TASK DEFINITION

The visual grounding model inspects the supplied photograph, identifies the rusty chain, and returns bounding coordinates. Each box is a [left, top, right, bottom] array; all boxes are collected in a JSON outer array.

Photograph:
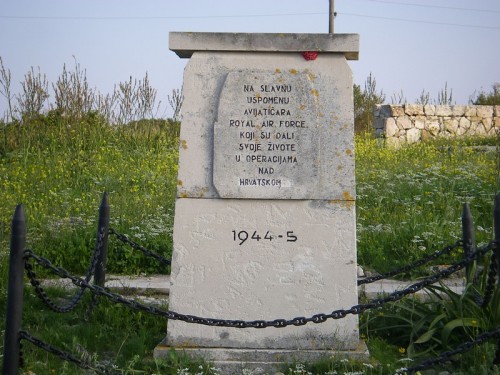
[[23, 226, 106, 313], [358, 240, 462, 285], [23, 241, 495, 330], [108, 228, 171, 266]]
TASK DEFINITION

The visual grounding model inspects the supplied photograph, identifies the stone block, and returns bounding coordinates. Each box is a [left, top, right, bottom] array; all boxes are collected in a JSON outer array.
[[476, 105, 493, 118], [170, 32, 360, 60], [379, 105, 392, 118], [373, 117, 385, 130], [406, 128, 420, 143], [405, 104, 424, 116], [414, 116, 425, 130], [482, 118, 493, 132], [176, 52, 354, 200], [464, 106, 477, 116], [426, 120, 440, 136], [451, 105, 466, 116], [424, 104, 435, 116], [167, 199, 359, 350], [495, 106, 500, 117], [444, 118, 459, 134], [435, 105, 452, 116], [494, 117, 500, 127], [396, 116, 412, 130], [389, 105, 405, 117], [458, 117, 471, 131], [385, 117, 398, 137]]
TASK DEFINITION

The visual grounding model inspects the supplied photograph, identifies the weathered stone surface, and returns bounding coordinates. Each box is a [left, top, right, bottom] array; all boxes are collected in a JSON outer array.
[[482, 118, 493, 132], [424, 104, 435, 116], [444, 118, 459, 134], [406, 128, 420, 143], [385, 118, 398, 137], [170, 32, 360, 60], [459, 117, 471, 132], [464, 106, 477, 116], [213, 70, 353, 199], [476, 105, 493, 118], [476, 123, 487, 135], [154, 345, 369, 374], [176, 52, 354, 200], [495, 106, 500, 117], [373, 117, 384, 130], [167, 199, 359, 350], [374, 103, 497, 144], [405, 104, 424, 116], [414, 116, 425, 130], [451, 105, 466, 116], [426, 120, 440, 136], [435, 105, 452, 116], [397, 116, 412, 130], [389, 105, 405, 117]]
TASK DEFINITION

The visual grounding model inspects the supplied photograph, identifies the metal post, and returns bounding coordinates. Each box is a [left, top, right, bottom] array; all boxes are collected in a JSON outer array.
[[329, 0, 335, 34], [3, 205, 26, 375], [461, 203, 475, 282], [494, 194, 500, 284], [494, 194, 500, 365], [93, 192, 110, 288]]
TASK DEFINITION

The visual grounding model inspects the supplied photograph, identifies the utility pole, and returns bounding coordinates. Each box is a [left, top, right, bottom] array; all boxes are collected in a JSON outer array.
[[329, 0, 335, 33]]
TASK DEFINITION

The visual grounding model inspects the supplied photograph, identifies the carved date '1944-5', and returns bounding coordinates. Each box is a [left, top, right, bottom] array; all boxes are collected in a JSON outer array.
[[232, 230, 297, 245]]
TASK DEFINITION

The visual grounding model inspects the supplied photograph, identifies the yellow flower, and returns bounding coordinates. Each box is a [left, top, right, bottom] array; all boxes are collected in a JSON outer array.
[[398, 347, 406, 354]]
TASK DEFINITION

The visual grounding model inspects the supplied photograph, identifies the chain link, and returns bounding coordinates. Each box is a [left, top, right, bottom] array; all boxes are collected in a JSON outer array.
[[19, 330, 121, 374], [23, 241, 495, 330], [358, 241, 462, 285], [396, 326, 500, 374], [23, 226, 106, 313], [109, 228, 171, 266]]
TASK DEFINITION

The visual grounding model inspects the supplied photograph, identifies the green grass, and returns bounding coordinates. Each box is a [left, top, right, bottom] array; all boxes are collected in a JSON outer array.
[[0, 116, 499, 373], [356, 134, 497, 275]]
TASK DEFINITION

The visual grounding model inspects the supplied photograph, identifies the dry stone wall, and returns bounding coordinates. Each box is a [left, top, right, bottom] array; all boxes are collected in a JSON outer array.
[[373, 104, 500, 147]]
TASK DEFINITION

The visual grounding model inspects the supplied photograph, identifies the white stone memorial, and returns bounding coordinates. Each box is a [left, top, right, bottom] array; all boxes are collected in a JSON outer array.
[[155, 32, 364, 372]]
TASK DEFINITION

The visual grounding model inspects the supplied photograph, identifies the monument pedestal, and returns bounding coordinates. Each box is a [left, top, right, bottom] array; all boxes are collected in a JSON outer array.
[[157, 32, 363, 371], [154, 343, 369, 374]]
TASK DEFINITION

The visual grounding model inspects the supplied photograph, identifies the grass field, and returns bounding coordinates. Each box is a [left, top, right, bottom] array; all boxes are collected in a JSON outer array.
[[0, 113, 498, 373]]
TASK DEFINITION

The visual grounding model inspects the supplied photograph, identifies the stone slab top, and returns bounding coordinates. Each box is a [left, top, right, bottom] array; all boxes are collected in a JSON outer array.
[[169, 32, 359, 60]]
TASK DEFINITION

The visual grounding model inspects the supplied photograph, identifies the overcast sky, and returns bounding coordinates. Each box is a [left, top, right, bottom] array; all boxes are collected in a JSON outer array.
[[1, 0, 499, 118]]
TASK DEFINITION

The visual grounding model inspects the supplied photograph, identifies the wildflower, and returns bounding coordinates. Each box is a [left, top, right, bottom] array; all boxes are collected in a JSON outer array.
[[398, 347, 406, 354]]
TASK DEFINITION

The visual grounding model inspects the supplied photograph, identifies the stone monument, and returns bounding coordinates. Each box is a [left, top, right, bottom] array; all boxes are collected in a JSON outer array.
[[155, 32, 364, 372]]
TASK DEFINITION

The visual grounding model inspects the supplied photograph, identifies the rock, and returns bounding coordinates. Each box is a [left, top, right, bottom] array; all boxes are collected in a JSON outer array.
[[389, 104, 405, 117], [396, 116, 412, 130], [476, 105, 493, 118], [424, 104, 435, 115], [405, 104, 424, 116], [435, 105, 452, 116], [406, 128, 420, 143], [385, 118, 398, 137]]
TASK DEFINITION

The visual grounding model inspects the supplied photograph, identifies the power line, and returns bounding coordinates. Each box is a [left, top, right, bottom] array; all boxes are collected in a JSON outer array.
[[360, 0, 500, 13], [340, 11, 500, 30], [0, 12, 324, 20], [1, 11, 499, 31]]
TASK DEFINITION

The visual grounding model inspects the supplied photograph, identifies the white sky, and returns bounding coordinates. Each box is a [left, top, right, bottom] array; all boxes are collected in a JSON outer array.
[[1, 0, 499, 118]]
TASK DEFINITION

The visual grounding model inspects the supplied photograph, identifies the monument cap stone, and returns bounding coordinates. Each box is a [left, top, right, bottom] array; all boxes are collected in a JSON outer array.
[[170, 32, 359, 60]]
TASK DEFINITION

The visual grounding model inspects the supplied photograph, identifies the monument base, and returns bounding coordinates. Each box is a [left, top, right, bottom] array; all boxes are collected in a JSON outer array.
[[154, 341, 369, 374]]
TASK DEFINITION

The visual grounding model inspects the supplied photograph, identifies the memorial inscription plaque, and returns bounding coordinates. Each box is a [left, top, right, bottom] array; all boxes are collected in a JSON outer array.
[[214, 71, 320, 199]]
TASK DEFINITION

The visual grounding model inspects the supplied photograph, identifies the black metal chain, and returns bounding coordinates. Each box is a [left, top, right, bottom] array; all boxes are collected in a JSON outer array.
[[23, 226, 106, 313], [23, 241, 495, 330], [358, 241, 462, 285], [396, 326, 500, 375], [19, 330, 121, 374], [108, 228, 171, 266]]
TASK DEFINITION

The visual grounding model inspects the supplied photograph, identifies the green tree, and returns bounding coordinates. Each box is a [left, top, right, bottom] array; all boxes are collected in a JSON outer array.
[[354, 73, 385, 134], [471, 83, 500, 105]]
